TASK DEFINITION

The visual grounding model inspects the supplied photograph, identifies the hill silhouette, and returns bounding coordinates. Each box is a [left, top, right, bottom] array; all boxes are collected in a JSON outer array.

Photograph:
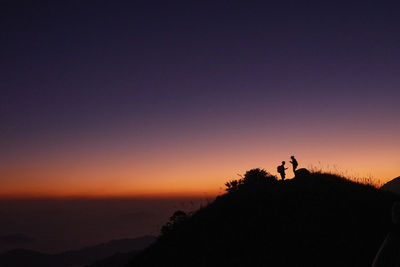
[[381, 176, 400, 195], [0, 235, 155, 267], [125, 169, 399, 267]]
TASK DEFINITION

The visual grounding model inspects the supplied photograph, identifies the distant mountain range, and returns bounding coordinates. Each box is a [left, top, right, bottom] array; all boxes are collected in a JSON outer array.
[[0, 233, 36, 246], [381, 176, 400, 194], [0, 235, 155, 267]]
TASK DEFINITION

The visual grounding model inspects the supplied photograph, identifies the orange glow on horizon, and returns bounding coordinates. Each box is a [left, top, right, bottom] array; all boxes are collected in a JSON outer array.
[[1, 123, 399, 199]]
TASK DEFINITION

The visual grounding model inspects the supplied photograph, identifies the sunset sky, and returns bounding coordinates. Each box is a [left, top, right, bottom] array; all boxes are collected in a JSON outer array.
[[1, 1, 399, 198]]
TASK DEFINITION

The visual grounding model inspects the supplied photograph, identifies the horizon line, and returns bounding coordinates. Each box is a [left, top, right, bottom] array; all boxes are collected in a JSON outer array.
[[0, 192, 219, 200]]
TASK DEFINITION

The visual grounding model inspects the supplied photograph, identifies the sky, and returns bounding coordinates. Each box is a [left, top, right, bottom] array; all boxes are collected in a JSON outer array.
[[1, 0, 400, 198]]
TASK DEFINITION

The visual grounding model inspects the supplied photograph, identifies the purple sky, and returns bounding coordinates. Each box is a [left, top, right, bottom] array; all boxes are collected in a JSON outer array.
[[1, 1, 400, 197]]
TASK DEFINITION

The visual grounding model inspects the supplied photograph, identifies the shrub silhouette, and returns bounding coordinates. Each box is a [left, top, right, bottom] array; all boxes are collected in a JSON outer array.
[[160, 210, 188, 235], [225, 179, 241, 193], [242, 168, 276, 184], [225, 168, 277, 192]]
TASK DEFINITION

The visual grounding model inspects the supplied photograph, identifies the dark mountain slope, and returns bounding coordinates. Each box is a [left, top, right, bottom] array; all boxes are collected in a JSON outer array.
[[129, 171, 399, 267], [87, 251, 138, 267], [381, 176, 400, 194]]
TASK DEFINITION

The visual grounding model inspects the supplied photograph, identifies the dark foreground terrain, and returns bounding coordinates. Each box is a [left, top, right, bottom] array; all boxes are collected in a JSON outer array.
[[382, 176, 400, 194], [126, 170, 398, 267]]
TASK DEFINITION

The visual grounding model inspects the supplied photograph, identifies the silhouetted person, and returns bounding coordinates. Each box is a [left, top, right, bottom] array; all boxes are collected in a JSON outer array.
[[290, 156, 298, 173], [372, 202, 400, 267], [277, 161, 288, 180]]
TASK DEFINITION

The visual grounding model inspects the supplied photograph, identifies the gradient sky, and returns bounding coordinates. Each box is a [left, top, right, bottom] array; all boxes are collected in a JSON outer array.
[[1, 1, 399, 198]]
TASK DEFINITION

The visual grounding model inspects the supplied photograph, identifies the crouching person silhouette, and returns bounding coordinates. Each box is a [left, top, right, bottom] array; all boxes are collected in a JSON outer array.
[[277, 161, 288, 180], [372, 201, 400, 267]]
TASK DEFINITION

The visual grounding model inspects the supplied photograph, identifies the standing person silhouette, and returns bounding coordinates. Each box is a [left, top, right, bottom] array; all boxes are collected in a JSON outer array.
[[277, 161, 288, 180], [290, 156, 298, 174]]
